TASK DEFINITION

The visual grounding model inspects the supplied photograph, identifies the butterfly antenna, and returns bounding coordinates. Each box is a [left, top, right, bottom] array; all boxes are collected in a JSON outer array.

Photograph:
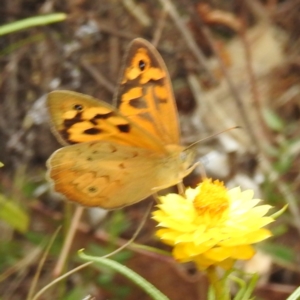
[[185, 126, 241, 151]]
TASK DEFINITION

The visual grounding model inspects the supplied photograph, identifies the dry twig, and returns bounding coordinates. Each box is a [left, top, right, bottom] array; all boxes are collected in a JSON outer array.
[[80, 59, 115, 94], [157, 0, 216, 83]]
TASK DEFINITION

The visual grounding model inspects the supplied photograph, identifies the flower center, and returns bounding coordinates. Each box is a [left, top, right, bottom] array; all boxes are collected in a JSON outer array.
[[193, 179, 230, 220]]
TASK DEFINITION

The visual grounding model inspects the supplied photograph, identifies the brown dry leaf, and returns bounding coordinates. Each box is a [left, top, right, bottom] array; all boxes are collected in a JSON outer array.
[[197, 3, 243, 32]]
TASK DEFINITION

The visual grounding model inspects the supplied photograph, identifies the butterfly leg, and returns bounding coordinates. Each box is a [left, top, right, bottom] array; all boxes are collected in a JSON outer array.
[[177, 182, 185, 196], [152, 193, 160, 203], [195, 160, 207, 179]]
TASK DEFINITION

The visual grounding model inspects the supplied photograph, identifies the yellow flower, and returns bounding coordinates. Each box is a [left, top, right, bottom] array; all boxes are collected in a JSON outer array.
[[152, 179, 274, 270]]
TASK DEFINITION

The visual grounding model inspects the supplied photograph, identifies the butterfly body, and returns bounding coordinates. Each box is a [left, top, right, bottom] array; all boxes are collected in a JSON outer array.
[[47, 38, 197, 209]]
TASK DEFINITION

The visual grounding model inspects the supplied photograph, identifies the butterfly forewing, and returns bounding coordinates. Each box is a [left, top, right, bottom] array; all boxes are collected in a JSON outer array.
[[113, 38, 180, 145], [47, 90, 165, 152]]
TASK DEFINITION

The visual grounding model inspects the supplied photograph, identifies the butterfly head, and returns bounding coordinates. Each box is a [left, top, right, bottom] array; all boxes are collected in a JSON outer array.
[[180, 146, 198, 175], [165, 144, 197, 179]]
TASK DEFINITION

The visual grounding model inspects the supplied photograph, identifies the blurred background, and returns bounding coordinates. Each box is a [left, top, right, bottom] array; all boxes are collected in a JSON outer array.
[[1, 0, 300, 299]]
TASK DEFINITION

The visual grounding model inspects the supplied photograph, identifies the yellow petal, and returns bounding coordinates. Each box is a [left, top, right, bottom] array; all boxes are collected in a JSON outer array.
[[204, 247, 232, 261], [231, 245, 255, 259]]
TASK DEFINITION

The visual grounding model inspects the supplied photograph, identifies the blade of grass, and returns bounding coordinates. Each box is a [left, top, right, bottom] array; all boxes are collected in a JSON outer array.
[[31, 262, 92, 300], [0, 13, 67, 36], [53, 206, 84, 277], [287, 287, 300, 300], [26, 227, 61, 300], [79, 250, 169, 300]]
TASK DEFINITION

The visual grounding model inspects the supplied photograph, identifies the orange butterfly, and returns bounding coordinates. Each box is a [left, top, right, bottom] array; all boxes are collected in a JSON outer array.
[[46, 38, 197, 209]]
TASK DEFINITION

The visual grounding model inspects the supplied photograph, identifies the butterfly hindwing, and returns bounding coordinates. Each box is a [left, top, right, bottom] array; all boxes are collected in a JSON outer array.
[[47, 141, 169, 209]]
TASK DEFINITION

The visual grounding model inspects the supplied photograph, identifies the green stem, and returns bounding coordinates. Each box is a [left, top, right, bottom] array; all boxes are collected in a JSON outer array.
[[206, 266, 230, 300]]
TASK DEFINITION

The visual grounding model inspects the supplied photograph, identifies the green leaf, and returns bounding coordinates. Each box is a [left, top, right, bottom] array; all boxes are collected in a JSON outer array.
[[64, 287, 88, 300], [270, 204, 288, 219], [273, 154, 292, 174], [261, 242, 295, 265], [262, 109, 285, 132], [105, 210, 130, 237], [0, 195, 29, 233], [233, 273, 258, 300]]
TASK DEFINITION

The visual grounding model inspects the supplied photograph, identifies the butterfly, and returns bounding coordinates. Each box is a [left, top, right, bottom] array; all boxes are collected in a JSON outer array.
[[46, 38, 197, 209]]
